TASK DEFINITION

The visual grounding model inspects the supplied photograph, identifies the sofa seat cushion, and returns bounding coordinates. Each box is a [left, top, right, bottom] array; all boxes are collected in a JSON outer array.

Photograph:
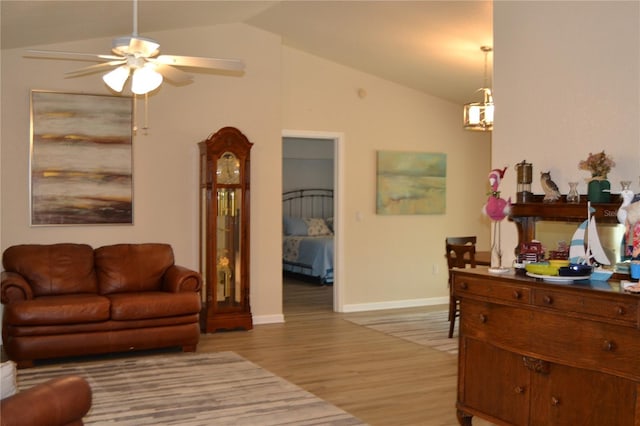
[[108, 292, 201, 321], [4, 294, 110, 326], [5, 315, 200, 337], [2, 244, 98, 296]]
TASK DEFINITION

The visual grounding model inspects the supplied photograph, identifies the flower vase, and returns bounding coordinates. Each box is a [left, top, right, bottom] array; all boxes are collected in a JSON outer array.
[[587, 178, 611, 203], [567, 182, 580, 204]]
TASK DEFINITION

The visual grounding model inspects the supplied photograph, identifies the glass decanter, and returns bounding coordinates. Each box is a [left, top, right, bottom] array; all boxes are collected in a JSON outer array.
[[567, 182, 580, 204]]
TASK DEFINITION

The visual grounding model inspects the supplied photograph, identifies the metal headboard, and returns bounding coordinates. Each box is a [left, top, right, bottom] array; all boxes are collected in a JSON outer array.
[[283, 188, 334, 219]]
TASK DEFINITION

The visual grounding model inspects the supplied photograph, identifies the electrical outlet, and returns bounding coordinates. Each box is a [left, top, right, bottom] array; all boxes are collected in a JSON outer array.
[[432, 264, 439, 274]]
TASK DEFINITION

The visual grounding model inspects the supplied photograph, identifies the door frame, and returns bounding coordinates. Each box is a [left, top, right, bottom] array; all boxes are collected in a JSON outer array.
[[282, 129, 345, 312]]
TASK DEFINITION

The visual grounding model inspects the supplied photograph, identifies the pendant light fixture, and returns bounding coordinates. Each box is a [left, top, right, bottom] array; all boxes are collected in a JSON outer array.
[[463, 46, 494, 131]]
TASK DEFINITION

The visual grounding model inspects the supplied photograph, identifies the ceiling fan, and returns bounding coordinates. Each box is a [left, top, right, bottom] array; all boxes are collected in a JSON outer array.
[[26, 0, 245, 95]]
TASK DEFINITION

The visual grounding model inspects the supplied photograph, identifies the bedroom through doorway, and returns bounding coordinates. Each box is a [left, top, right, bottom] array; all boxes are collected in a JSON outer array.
[[282, 132, 341, 315]]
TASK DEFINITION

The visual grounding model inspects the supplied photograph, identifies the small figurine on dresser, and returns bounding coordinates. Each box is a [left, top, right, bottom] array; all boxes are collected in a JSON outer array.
[[482, 167, 512, 273], [483, 167, 512, 221], [540, 171, 561, 203]]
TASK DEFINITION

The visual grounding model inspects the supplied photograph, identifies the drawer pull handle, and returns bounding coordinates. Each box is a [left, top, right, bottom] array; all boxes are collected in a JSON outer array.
[[616, 306, 626, 316], [512, 290, 521, 300], [514, 386, 525, 394], [460, 282, 468, 290], [551, 396, 560, 406], [479, 314, 487, 323], [543, 295, 553, 305], [603, 340, 615, 351]]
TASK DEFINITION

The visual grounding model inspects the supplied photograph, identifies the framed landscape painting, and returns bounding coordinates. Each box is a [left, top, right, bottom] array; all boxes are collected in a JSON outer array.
[[376, 150, 447, 215], [30, 91, 133, 225]]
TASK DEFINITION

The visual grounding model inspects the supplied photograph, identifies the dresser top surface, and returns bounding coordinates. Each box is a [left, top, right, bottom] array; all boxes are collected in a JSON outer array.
[[451, 267, 635, 297]]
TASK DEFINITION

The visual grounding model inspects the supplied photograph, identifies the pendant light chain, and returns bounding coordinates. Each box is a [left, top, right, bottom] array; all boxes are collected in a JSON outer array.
[[482, 47, 491, 89]]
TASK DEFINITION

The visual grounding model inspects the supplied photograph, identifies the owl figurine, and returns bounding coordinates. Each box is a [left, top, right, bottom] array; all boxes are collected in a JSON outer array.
[[540, 171, 561, 202]]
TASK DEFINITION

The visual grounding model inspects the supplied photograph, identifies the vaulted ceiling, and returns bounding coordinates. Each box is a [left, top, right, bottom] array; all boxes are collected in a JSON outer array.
[[1, 1, 493, 104]]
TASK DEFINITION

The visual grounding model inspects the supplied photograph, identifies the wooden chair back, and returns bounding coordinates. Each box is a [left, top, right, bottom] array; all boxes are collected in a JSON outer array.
[[445, 237, 477, 282], [445, 236, 477, 339], [445, 236, 477, 247], [446, 243, 477, 270]]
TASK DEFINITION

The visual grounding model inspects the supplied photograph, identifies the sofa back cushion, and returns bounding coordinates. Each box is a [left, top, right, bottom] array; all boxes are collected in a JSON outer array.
[[95, 243, 174, 294], [2, 244, 98, 296]]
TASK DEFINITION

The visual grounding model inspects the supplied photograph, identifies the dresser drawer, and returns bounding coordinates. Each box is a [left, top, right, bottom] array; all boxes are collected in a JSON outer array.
[[453, 274, 530, 305], [533, 288, 639, 325], [461, 300, 640, 381]]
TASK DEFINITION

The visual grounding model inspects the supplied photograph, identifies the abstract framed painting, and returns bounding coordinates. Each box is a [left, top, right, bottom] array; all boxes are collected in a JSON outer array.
[[30, 90, 133, 225], [376, 150, 447, 215]]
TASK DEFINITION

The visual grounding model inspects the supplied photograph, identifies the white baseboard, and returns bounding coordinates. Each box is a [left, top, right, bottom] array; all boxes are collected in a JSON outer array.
[[341, 296, 448, 313], [253, 314, 285, 325], [251, 297, 448, 324]]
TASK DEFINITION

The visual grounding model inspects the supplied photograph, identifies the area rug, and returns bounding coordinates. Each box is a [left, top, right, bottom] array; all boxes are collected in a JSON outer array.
[[17, 352, 365, 425], [345, 310, 458, 355]]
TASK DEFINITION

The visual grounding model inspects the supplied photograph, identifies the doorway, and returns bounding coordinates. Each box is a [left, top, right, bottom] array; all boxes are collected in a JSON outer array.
[[282, 130, 344, 313]]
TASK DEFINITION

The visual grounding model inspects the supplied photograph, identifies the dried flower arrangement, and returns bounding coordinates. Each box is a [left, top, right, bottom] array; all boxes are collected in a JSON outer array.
[[578, 151, 615, 179]]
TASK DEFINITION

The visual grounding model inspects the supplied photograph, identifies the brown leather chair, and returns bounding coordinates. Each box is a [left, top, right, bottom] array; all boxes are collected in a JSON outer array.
[[445, 237, 477, 338], [1, 376, 91, 426]]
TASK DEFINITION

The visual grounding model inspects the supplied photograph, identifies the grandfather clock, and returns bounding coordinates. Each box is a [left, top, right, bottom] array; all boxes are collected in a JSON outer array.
[[199, 127, 253, 332]]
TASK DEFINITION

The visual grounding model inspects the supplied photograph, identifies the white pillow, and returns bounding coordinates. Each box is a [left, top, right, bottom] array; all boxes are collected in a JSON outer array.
[[304, 218, 333, 236], [1, 360, 17, 399]]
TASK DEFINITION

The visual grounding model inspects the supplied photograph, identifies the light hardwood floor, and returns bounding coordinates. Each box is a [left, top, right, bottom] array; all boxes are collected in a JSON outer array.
[[198, 278, 489, 426]]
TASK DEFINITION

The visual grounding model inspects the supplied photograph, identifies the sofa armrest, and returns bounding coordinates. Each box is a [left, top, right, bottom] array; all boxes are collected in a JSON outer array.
[[0, 376, 92, 426], [1, 272, 34, 304], [162, 265, 202, 293]]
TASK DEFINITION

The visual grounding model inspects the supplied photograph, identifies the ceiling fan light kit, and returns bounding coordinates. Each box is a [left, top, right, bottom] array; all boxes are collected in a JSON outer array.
[[463, 46, 494, 132], [102, 66, 129, 92], [131, 64, 163, 95]]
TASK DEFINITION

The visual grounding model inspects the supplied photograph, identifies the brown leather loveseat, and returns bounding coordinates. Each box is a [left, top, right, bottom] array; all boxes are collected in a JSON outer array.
[[1, 243, 202, 367]]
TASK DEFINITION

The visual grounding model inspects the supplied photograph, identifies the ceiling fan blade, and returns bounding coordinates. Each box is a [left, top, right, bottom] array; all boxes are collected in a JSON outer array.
[[25, 49, 122, 62], [156, 55, 245, 72], [65, 60, 127, 77], [150, 62, 194, 84]]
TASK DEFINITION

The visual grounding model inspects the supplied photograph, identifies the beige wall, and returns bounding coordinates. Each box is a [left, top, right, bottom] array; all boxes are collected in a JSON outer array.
[[282, 47, 491, 310], [1, 21, 491, 325], [1, 24, 286, 322], [493, 1, 640, 264], [2, 2, 634, 330]]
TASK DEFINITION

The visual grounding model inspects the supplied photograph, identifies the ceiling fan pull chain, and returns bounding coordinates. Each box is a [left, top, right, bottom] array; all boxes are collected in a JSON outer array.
[[132, 94, 138, 135], [143, 93, 150, 132]]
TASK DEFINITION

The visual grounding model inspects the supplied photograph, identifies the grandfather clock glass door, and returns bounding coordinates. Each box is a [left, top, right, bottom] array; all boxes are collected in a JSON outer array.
[[199, 127, 253, 333], [215, 173, 241, 304]]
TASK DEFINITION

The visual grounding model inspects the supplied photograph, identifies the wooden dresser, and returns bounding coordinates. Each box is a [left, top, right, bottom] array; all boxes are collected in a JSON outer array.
[[452, 268, 640, 425]]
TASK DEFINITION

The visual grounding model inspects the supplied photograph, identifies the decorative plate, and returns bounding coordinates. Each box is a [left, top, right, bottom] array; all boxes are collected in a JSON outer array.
[[526, 272, 591, 283]]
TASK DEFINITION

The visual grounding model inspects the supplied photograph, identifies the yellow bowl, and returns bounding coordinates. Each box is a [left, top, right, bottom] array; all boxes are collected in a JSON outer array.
[[525, 262, 559, 276], [548, 259, 570, 268]]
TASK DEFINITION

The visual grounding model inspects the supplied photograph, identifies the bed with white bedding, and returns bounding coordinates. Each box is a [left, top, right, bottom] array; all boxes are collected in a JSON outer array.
[[282, 189, 334, 284]]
